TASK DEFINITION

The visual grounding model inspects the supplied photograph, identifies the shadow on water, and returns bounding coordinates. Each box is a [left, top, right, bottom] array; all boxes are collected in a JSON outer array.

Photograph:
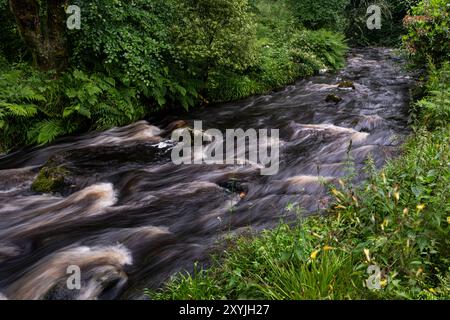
[[0, 48, 416, 299]]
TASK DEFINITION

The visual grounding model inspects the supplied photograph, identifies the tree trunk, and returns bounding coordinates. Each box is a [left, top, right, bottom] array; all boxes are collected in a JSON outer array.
[[9, 0, 68, 72]]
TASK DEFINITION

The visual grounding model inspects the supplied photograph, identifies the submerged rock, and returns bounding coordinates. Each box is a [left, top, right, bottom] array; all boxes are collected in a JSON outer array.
[[338, 80, 355, 89], [326, 94, 343, 103], [31, 165, 72, 194]]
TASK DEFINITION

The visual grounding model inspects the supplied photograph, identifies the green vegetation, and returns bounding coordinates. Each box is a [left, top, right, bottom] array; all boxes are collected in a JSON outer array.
[[208, 1, 348, 102], [402, 0, 450, 66], [346, 0, 421, 46], [0, 0, 447, 300], [289, 0, 350, 31], [0, 0, 348, 153], [148, 0, 450, 300], [0, 63, 144, 151]]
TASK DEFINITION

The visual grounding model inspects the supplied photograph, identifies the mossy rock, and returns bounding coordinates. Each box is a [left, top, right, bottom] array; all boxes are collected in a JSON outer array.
[[325, 94, 342, 103], [31, 166, 71, 194], [338, 80, 355, 89]]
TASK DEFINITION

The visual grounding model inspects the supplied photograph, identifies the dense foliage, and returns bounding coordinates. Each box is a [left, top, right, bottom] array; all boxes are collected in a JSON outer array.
[[346, 0, 421, 46], [402, 0, 450, 66], [289, 0, 350, 31], [0, 62, 144, 150], [208, 0, 348, 102]]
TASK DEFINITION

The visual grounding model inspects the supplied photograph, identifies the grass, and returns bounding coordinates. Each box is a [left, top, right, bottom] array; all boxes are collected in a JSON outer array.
[[147, 62, 450, 301]]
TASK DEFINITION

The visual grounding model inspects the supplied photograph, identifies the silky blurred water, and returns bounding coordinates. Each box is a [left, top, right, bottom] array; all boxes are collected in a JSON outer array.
[[0, 48, 416, 299]]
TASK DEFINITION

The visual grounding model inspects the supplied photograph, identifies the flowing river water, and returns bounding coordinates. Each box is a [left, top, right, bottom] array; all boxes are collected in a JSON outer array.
[[0, 48, 416, 299]]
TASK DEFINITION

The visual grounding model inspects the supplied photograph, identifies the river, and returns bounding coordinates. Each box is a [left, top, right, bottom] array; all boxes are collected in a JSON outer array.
[[0, 48, 416, 299]]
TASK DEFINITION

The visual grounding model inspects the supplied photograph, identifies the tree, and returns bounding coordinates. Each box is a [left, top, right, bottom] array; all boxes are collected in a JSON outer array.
[[174, 0, 257, 84], [9, 0, 68, 71]]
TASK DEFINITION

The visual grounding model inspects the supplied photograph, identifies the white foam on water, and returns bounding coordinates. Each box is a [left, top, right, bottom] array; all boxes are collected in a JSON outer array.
[[5, 244, 133, 300], [70, 183, 117, 213], [87, 121, 162, 146]]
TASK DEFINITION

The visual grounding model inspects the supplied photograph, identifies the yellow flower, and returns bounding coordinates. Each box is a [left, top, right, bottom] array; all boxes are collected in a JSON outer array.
[[393, 192, 400, 202], [331, 189, 344, 199], [447, 216, 450, 224], [352, 196, 359, 207], [416, 204, 426, 212], [363, 248, 371, 262], [380, 279, 388, 288], [323, 246, 335, 251], [310, 249, 320, 260], [416, 268, 423, 277], [380, 218, 389, 231]]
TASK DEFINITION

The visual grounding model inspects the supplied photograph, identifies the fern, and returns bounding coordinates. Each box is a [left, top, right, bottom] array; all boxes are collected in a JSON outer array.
[[28, 119, 67, 145]]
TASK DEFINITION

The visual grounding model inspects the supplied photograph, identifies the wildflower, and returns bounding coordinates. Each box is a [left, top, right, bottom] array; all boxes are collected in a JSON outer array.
[[352, 196, 359, 207], [380, 218, 389, 231], [323, 245, 335, 251], [416, 204, 426, 212], [331, 189, 344, 199], [310, 249, 320, 260], [416, 268, 423, 277], [380, 279, 388, 288], [312, 232, 322, 238], [381, 172, 387, 184], [393, 191, 400, 202], [363, 248, 371, 262]]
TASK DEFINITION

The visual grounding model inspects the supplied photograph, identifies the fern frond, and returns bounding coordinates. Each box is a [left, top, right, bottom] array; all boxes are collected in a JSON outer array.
[[28, 119, 66, 145], [0, 102, 38, 117]]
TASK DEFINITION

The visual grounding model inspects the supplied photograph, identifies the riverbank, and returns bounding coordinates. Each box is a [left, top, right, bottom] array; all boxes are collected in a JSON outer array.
[[0, 0, 347, 153], [148, 62, 450, 300]]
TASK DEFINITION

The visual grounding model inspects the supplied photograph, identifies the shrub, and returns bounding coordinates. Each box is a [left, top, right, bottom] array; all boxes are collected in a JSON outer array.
[[206, 1, 348, 102], [403, 0, 450, 66], [0, 64, 56, 151], [289, 0, 350, 31], [0, 63, 144, 151], [412, 63, 450, 128], [345, 0, 421, 46], [290, 30, 347, 70], [69, 0, 257, 110]]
